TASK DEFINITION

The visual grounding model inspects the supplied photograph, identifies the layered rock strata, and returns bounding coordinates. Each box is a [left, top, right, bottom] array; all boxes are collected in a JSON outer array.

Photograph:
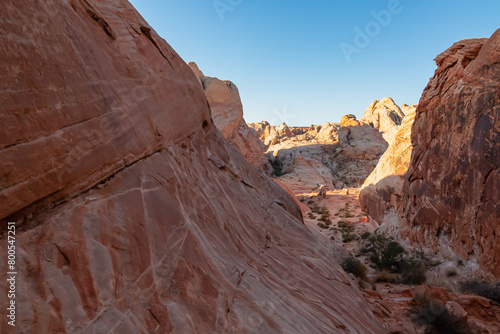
[[0, 0, 385, 332]]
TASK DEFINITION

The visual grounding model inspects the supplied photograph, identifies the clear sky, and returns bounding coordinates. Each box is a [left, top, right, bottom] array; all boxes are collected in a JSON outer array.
[[129, 0, 500, 126]]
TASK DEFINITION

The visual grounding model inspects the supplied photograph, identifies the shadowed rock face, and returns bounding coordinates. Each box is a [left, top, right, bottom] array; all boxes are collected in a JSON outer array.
[[399, 31, 500, 280], [0, 0, 385, 333]]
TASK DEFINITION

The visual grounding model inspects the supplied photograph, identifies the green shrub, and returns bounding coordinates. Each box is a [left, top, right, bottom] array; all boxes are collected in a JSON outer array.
[[361, 232, 371, 240], [460, 281, 500, 304], [317, 222, 329, 229], [367, 234, 405, 271], [342, 258, 367, 279], [337, 221, 355, 243], [318, 213, 332, 225], [337, 207, 354, 218]]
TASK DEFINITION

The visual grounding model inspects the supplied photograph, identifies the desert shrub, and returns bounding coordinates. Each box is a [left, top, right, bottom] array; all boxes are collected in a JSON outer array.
[[361, 232, 371, 240], [342, 258, 367, 279], [367, 234, 405, 271], [318, 212, 332, 225], [337, 207, 355, 218], [399, 260, 427, 285], [460, 281, 500, 304], [307, 212, 317, 219], [342, 233, 356, 243], [312, 205, 329, 215], [409, 296, 477, 334], [317, 222, 329, 229], [337, 221, 355, 243]]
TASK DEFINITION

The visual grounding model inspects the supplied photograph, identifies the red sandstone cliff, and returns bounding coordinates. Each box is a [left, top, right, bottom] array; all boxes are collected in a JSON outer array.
[[0, 0, 384, 333], [361, 30, 500, 280], [399, 30, 500, 280]]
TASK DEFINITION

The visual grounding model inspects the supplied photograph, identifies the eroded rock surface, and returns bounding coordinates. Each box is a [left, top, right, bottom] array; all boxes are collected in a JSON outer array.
[[372, 31, 500, 280], [0, 0, 385, 333], [338, 115, 388, 161], [187, 62, 272, 173], [361, 98, 405, 144], [248, 122, 339, 147], [359, 109, 416, 224]]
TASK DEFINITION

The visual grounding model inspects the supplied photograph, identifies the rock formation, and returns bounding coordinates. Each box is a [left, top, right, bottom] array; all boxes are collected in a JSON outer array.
[[361, 30, 500, 280], [248, 122, 339, 147], [187, 62, 272, 173], [340, 114, 362, 127], [361, 98, 406, 145], [400, 103, 417, 116], [359, 108, 416, 224], [0, 0, 386, 333], [338, 115, 388, 161], [399, 31, 500, 280]]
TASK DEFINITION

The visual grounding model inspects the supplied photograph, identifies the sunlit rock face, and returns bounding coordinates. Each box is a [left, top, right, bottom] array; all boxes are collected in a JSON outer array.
[[361, 97, 405, 145], [359, 108, 416, 224], [0, 0, 385, 333], [338, 115, 388, 161], [188, 62, 272, 173]]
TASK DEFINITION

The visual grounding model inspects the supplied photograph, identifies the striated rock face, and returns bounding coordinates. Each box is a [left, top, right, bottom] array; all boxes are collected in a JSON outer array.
[[361, 98, 406, 145], [359, 109, 416, 224], [0, 0, 385, 333], [398, 31, 500, 279], [187, 62, 272, 173]]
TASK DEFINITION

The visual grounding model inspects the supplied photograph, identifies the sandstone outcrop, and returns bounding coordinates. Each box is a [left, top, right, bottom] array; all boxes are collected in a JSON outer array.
[[399, 31, 500, 280], [340, 114, 362, 127], [363, 31, 500, 280], [338, 115, 388, 161], [400, 103, 417, 116], [0, 0, 385, 333], [249, 122, 339, 147], [359, 108, 416, 223], [361, 98, 406, 145], [187, 62, 271, 173]]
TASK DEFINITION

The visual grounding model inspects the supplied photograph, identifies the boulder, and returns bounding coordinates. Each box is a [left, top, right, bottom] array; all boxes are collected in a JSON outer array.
[[338, 115, 388, 161], [340, 114, 362, 127]]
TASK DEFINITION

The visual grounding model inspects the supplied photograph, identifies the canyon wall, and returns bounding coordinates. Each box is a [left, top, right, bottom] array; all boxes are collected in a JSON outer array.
[[0, 0, 384, 333], [399, 31, 500, 280], [361, 30, 500, 280]]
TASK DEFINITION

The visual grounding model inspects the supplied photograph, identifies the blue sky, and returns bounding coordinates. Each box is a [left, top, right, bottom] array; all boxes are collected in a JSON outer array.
[[129, 0, 500, 126]]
